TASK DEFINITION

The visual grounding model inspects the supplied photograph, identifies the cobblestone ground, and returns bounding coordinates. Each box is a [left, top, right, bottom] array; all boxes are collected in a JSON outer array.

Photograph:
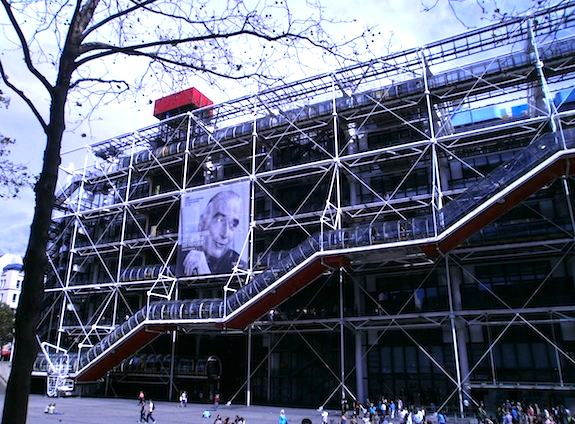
[[1, 394, 329, 424]]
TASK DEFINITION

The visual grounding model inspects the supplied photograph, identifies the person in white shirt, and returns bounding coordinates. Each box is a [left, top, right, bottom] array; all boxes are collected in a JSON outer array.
[[321, 408, 329, 423], [146, 399, 156, 423]]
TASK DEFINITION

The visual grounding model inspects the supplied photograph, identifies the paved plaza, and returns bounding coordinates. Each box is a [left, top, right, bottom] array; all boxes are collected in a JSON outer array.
[[0, 393, 331, 423]]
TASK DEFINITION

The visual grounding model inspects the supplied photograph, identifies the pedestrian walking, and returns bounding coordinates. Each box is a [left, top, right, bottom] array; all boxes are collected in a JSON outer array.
[[438, 411, 447, 424], [179, 391, 188, 407], [139, 401, 147, 423], [279, 409, 289, 424], [321, 408, 329, 423], [146, 399, 156, 423]]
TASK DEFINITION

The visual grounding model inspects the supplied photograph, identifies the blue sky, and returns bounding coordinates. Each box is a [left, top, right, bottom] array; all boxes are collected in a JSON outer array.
[[0, 0, 549, 256]]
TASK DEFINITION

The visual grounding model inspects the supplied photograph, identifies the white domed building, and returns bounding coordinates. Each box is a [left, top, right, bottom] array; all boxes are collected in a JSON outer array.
[[0, 254, 24, 310]]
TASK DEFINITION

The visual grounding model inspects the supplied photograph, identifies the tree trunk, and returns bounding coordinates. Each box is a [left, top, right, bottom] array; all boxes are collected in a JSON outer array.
[[2, 97, 65, 424], [1, 2, 91, 415]]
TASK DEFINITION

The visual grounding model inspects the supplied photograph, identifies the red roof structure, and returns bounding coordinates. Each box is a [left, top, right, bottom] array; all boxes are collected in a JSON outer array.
[[153, 87, 213, 119]]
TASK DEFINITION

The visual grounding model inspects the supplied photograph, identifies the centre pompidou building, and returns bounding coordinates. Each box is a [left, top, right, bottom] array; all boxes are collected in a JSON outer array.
[[36, 3, 575, 412]]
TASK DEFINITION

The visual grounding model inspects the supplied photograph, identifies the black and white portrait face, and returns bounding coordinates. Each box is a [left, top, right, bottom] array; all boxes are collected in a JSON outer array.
[[200, 191, 241, 260], [178, 181, 249, 276]]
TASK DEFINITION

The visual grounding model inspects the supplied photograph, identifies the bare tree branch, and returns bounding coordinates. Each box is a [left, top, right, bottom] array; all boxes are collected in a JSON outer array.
[[70, 77, 129, 90], [0, 60, 48, 131], [77, 28, 341, 68], [423, 0, 567, 27], [448, 0, 475, 29], [0, 0, 53, 93], [0, 96, 34, 198], [0, 136, 34, 198], [82, 0, 158, 39]]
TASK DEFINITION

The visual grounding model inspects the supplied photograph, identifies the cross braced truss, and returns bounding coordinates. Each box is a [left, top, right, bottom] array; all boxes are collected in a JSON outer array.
[[39, 3, 575, 410]]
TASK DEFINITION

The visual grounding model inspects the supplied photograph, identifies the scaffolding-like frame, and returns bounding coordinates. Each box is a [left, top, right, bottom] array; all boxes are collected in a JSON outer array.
[[40, 3, 575, 414]]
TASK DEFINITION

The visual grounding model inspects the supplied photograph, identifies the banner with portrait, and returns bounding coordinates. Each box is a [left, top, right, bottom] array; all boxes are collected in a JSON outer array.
[[177, 181, 250, 276]]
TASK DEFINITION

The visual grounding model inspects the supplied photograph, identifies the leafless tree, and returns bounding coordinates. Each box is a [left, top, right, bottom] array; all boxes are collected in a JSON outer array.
[[0, 0, 371, 422]]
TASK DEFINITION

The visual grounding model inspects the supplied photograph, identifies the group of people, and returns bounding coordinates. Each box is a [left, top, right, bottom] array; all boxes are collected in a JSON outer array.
[[336, 397, 575, 424], [273, 398, 422, 424], [494, 401, 574, 424], [277, 400, 426, 424], [132, 389, 574, 424], [341, 397, 410, 423], [211, 414, 246, 424], [138, 390, 156, 423]]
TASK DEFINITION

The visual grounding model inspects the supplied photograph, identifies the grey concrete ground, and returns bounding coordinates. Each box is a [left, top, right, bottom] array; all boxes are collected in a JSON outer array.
[[0, 393, 332, 423]]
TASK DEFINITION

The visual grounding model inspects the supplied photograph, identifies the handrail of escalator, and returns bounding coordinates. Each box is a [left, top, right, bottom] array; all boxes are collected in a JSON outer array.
[[439, 131, 572, 228]]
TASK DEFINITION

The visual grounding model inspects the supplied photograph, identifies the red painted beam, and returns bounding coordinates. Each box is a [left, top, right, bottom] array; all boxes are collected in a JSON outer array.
[[224, 255, 348, 330], [76, 324, 172, 382], [434, 155, 572, 254]]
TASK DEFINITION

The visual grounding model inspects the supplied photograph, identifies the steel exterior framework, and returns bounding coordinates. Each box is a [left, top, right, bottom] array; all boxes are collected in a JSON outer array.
[[41, 3, 575, 413]]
